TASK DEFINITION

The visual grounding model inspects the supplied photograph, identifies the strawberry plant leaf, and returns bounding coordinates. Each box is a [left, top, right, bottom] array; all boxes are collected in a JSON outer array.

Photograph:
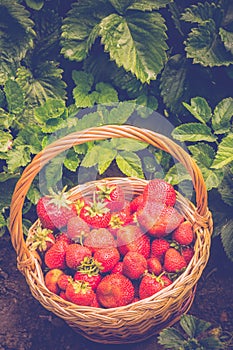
[[127, 0, 172, 11], [172, 123, 216, 142], [35, 99, 67, 123], [158, 327, 186, 349], [180, 314, 212, 338], [116, 151, 144, 178], [100, 12, 168, 83], [199, 336, 225, 349], [220, 219, 233, 262], [95, 82, 118, 104], [111, 138, 147, 152], [212, 97, 233, 134], [81, 145, 101, 168], [14, 125, 43, 154], [7, 145, 32, 172], [212, 133, 233, 169], [27, 184, 41, 205], [72, 70, 96, 108], [0, 212, 6, 234], [181, 2, 222, 24], [135, 94, 158, 118], [64, 149, 80, 172], [165, 163, 192, 185], [0, 131, 13, 153], [218, 168, 233, 206], [97, 148, 117, 174], [219, 28, 233, 55], [25, 0, 44, 11], [4, 79, 25, 114], [105, 101, 135, 124], [183, 97, 212, 124], [44, 154, 64, 189]]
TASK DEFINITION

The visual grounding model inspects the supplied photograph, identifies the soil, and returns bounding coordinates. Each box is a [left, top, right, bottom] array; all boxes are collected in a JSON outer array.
[[0, 231, 233, 350]]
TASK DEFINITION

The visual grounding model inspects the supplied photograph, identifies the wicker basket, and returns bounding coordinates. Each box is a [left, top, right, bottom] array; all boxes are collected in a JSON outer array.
[[9, 124, 213, 344]]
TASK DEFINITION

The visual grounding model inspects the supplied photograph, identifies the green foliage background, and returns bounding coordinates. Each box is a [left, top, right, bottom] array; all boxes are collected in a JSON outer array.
[[0, 0, 233, 260]]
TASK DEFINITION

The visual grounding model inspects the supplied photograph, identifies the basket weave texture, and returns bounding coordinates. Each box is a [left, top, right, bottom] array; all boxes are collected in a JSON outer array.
[[9, 125, 213, 344]]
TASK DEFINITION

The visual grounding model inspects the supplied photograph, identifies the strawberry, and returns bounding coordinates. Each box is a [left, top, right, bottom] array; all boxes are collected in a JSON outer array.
[[65, 243, 92, 269], [74, 256, 103, 291], [65, 280, 95, 306], [83, 228, 116, 253], [55, 232, 72, 245], [44, 240, 67, 269], [27, 225, 55, 252], [44, 268, 64, 294], [74, 196, 88, 215], [111, 261, 124, 274], [36, 187, 77, 230], [96, 183, 125, 212], [117, 225, 151, 258], [79, 200, 111, 228], [137, 202, 184, 237], [59, 291, 69, 301], [57, 274, 73, 290], [143, 179, 176, 207], [164, 248, 187, 273], [108, 201, 133, 235], [90, 294, 101, 308], [181, 246, 194, 264], [94, 247, 120, 273], [147, 257, 163, 275], [96, 274, 135, 308], [129, 194, 144, 213], [139, 273, 172, 299], [66, 216, 90, 243], [122, 251, 147, 280], [172, 221, 194, 246], [150, 238, 170, 262]]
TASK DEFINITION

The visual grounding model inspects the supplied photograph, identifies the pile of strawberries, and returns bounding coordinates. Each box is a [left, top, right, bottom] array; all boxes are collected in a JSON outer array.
[[28, 179, 195, 308]]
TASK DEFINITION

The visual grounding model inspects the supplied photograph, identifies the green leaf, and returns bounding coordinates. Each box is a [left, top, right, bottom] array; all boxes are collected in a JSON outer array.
[[158, 327, 186, 349], [181, 2, 222, 24], [184, 19, 233, 67], [212, 134, 233, 169], [180, 314, 211, 338], [72, 70, 97, 108], [81, 145, 101, 168], [100, 12, 168, 83], [136, 94, 158, 118], [172, 123, 216, 142], [7, 145, 32, 172], [219, 28, 233, 54], [220, 219, 233, 262], [183, 97, 212, 124], [44, 155, 64, 189], [97, 148, 117, 174], [14, 124, 43, 154], [116, 151, 144, 178], [0, 109, 14, 129], [95, 82, 118, 104], [0, 212, 6, 232], [35, 99, 67, 123], [104, 101, 135, 124], [27, 185, 41, 205], [218, 168, 233, 206], [4, 79, 25, 114], [111, 138, 147, 152], [127, 0, 172, 11], [61, 1, 110, 61], [25, 0, 44, 10], [0, 131, 12, 153], [76, 111, 104, 131], [212, 97, 233, 134], [64, 149, 80, 172], [165, 163, 192, 185]]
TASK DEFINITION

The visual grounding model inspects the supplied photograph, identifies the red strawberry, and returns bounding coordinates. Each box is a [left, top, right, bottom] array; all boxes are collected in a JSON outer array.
[[129, 194, 144, 213], [139, 273, 172, 299], [111, 261, 124, 274], [108, 201, 133, 235], [65, 243, 92, 269], [147, 257, 163, 275], [27, 226, 55, 252], [164, 248, 187, 273], [90, 294, 101, 308], [137, 203, 184, 237], [65, 280, 95, 306], [57, 274, 73, 290], [150, 238, 170, 262], [44, 268, 64, 294], [122, 251, 147, 280], [74, 196, 88, 215], [59, 291, 69, 300], [74, 256, 103, 291], [96, 183, 125, 212], [172, 221, 194, 245], [66, 216, 90, 243], [79, 200, 111, 228], [181, 246, 194, 264], [55, 232, 72, 245], [83, 228, 116, 253], [143, 179, 176, 207], [94, 247, 120, 273], [36, 187, 77, 230], [117, 225, 151, 258], [44, 240, 67, 269], [96, 274, 135, 308]]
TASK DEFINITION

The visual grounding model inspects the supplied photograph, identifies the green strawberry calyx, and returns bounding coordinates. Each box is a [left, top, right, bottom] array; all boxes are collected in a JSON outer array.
[[72, 280, 92, 294], [46, 186, 73, 210], [77, 256, 103, 276], [28, 225, 53, 252]]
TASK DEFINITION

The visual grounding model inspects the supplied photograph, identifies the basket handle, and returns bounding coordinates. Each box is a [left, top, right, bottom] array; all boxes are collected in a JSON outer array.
[[9, 124, 210, 268]]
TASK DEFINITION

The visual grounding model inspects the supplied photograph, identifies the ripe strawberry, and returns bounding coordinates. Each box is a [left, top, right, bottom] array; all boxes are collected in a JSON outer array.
[[94, 247, 120, 273], [59, 291, 69, 301], [66, 216, 90, 243], [137, 203, 184, 237], [111, 261, 124, 274], [164, 248, 187, 273], [36, 187, 77, 230], [117, 225, 151, 258], [90, 294, 101, 308], [108, 201, 133, 235], [55, 232, 72, 245], [74, 256, 103, 291], [150, 238, 170, 262], [122, 251, 147, 280], [143, 179, 176, 207], [96, 183, 125, 212], [172, 221, 194, 245], [44, 240, 67, 269], [83, 228, 116, 253], [65, 280, 95, 306], [44, 268, 64, 294], [96, 274, 135, 308], [65, 243, 92, 269], [79, 200, 111, 228], [139, 273, 172, 299], [147, 257, 163, 275], [181, 246, 194, 264], [129, 194, 144, 213], [27, 226, 55, 252], [57, 274, 73, 290]]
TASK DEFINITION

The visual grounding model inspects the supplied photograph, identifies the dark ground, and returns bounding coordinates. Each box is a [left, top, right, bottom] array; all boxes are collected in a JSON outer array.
[[0, 232, 232, 350]]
